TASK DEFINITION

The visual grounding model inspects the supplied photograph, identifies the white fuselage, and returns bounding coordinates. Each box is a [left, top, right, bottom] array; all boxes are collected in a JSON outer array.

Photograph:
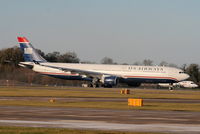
[[178, 81, 198, 88], [158, 81, 198, 88], [29, 62, 189, 83]]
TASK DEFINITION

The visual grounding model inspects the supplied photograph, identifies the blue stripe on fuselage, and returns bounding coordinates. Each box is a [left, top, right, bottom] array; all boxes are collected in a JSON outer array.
[[122, 78, 177, 83], [45, 74, 176, 83]]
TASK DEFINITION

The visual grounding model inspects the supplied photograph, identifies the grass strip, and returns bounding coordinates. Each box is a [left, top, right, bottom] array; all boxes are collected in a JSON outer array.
[[0, 126, 167, 134], [0, 86, 200, 100], [0, 100, 200, 112]]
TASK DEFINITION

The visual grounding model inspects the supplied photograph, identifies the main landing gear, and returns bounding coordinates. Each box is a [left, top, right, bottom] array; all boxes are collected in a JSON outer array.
[[169, 83, 174, 91], [88, 77, 101, 88]]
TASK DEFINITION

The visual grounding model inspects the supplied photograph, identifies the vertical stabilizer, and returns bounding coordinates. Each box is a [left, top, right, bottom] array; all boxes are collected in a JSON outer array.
[[17, 37, 47, 62]]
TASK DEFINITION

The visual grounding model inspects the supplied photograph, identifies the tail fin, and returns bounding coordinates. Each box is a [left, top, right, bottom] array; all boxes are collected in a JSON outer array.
[[17, 37, 47, 62]]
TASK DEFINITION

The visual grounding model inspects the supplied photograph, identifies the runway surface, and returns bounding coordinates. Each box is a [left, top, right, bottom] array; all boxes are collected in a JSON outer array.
[[0, 100, 200, 133]]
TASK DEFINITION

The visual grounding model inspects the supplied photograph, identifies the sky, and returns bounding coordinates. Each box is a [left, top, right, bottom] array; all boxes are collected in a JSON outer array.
[[0, 0, 200, 66]]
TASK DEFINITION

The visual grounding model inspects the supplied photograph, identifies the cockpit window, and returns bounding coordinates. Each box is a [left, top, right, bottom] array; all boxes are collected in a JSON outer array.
[[179, 71, 185, 74]]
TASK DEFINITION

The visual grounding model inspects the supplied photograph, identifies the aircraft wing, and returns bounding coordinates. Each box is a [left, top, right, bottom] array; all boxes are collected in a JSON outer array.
[[39, 63, 111, 78]]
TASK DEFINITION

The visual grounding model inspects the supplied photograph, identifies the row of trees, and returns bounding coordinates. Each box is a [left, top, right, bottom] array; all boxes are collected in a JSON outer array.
[[0, 46, 199, 86], [101, 58, 178, 67], [0, 47, 82, 86]]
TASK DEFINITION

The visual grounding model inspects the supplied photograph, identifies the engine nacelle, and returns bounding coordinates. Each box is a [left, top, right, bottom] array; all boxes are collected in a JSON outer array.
[[127, 82, 141, 87], [102, 75, 118, 87]]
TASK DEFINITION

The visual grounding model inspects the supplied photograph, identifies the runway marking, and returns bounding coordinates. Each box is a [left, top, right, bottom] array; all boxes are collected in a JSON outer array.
[[0, 119, 200, 133]]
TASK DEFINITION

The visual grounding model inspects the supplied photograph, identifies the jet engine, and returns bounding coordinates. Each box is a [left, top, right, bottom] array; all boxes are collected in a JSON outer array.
[[102, 75, 118, 88]]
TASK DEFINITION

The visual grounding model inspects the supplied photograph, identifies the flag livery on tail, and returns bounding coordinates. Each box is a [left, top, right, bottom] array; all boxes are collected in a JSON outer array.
[[17, 37, 46, 62]]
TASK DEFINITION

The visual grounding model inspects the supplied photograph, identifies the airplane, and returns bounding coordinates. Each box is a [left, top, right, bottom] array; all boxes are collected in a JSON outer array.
[[17, 37, 190, 88], [178, 81, 198, 88], [158, 81, 198, 88]]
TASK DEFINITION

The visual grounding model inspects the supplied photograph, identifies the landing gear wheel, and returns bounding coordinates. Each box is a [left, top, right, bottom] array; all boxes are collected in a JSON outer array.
[[169, 83, 174, 91], [92, 78, 100, 88]]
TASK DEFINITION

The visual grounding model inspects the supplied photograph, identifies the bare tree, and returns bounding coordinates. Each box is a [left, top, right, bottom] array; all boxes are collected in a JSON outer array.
[[45, 51, 60, 62], [133, 61, 141, 65], [181, 64, 187, 72], [101, 57, 115, 64], [186, 64, 199, 83], [58, 52, 80, 63], [0, 46, 23, 66], [159, 61, 168, 66], [168, 63, 178, 68], [143, 59, 153, 66]]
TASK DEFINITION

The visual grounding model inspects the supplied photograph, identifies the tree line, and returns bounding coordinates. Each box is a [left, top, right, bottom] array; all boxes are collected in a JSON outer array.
[[0, 47, 199, 86]]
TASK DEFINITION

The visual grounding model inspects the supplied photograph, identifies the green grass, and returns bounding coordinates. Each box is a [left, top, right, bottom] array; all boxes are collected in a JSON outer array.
[[0, 86, 200, 111], [0, 86, 200, 99], [0, 100, 200, 112], [0, 126, 167, 134]]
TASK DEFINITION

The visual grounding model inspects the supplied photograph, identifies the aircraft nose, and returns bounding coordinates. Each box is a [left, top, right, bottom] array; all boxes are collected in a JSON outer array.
[[184, 74, 190, 80]]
